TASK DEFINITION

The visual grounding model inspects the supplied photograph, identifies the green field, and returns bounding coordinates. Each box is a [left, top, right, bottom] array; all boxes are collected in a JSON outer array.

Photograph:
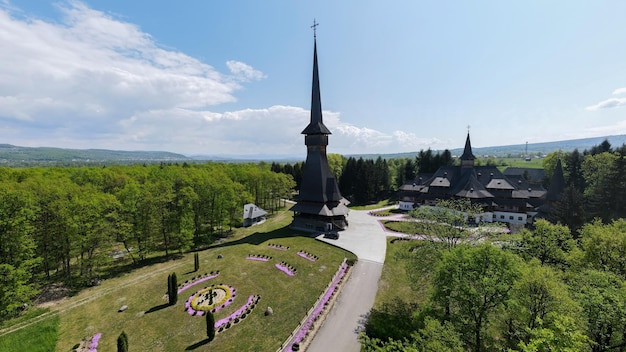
[[0, 210, 356, 351], [0, 314, 59, 352]]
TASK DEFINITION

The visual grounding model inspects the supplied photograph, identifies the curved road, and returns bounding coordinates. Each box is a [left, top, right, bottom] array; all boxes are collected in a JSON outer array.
[[307, 208, 393, 352]]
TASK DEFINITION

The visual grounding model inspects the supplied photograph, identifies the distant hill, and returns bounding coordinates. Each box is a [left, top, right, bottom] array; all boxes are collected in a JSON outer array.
[[0, 144, 189, 166], [1, 134, 624, 166], [349, 134, 626, 160]]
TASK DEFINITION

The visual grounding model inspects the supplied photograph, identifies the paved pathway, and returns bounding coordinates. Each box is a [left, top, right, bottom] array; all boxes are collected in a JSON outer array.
[[306, 208, 394, 352]]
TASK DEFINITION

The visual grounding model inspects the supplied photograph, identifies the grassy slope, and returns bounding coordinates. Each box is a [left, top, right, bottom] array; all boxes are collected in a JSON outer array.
[[51, 210, 356, 351], [0, 315, 59, 352], [373, 239, 425, 310]]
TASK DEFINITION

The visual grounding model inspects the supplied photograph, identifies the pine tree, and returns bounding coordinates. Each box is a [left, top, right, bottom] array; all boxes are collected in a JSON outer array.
[[167, 274, 173, 305], [117, 331, 128, 352], [194, 253, 199, 272], [206, 311, 216, 341]]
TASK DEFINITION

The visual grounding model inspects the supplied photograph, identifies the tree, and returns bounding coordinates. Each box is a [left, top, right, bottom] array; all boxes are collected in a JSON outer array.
[[552, 185, 585, 235], [582, 151, 618, 221], [117, 331, 129, 352], [168, 273, 178, 306], [409, 199, 483, 249], [564, 149, 585, 192], [519, 219, 574, 266], [360, 318, 464, 352], [194, 252, 200, 272], [517, 314, 589, 352], [579, 219, 626, 279], [206, 310, 216, 341], [501, 261, 581, 348], [569, 270, 626, 352], [433, 244, 521, 351]]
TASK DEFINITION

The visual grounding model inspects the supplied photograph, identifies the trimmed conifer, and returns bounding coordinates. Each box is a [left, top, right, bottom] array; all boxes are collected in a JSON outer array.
[[194, 253, 200, 272], [206, 311, 215, 341], [117, 331, 128, 352], [170, 272, 178, 305]]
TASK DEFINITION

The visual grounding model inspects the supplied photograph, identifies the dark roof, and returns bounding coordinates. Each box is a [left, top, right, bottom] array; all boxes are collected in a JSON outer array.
[[404, 164, 547, 202], [460, 133, 476, 160], [301, 39, 332, 135], [503, 167, 546, 183], [290, 200, 349, 216]]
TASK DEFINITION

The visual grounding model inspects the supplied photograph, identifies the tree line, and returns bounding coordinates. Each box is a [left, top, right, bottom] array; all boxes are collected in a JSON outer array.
[[271, 149, 453, 205], [0, 162, 293, 320], [543, 139, 626, 234]]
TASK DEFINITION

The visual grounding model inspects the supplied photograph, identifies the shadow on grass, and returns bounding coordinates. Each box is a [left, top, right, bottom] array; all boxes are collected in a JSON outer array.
[[208, 226, 314, 250], [145, 303, 170, 314], [100, 253, 184, 281], [186, 338, 211, 350]]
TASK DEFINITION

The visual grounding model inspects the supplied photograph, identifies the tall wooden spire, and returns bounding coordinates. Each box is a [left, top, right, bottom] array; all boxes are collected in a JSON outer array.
[[291, 23, 349, 233], [301, 38, 331, 135]]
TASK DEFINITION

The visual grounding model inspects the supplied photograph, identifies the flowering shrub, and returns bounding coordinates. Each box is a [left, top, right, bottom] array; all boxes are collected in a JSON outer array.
[[215, 295, 261, 330], [247, 254, 272, 262], [177, 271, 220, 294], [186, 284, 236, 315], [287, 262, 348, 351], [275, 262, 296, 276], [88, 333, 102, 352], [297, 251, 318, 262]]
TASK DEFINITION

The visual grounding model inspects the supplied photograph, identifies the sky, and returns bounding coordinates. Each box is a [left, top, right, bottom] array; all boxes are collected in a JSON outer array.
[[1, 1, 626, 157]]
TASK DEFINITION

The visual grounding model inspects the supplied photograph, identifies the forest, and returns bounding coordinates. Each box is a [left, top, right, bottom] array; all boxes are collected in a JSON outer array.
[[0, 162, 294, 320]]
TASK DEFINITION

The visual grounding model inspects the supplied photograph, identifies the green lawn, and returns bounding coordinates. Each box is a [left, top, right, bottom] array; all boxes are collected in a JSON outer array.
[[48, 210, 355, 351], [0, 314, 59, 352]]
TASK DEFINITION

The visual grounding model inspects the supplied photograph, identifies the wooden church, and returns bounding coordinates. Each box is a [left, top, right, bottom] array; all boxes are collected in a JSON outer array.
[[290, 28, 350, 233]]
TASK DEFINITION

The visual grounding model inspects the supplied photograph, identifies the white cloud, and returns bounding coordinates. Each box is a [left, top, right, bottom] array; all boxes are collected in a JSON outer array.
[[586, 87, 626, 110], [0, 1, 439, 156], [585, 98, 626, 111], [613, 87, 626, 95], [226, 60, 266, 81], [0, 2, 264, 144]]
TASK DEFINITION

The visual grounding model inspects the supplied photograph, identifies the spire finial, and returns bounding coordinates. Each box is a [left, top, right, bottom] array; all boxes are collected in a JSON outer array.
[[311, 19, 319, 38], [467, 124, 471, 134]]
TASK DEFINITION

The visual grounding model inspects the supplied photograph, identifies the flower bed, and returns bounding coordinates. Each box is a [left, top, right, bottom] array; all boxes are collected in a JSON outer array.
[[177, 271, 220, 294], [287, 262, 348, 351], [185, 284, 236, 316], [246, 254, 272, 262], [297, 250, 318, 262], [268, 243, 289, 251], [275, 262, 296, 276], [215, 295, 261, 331]]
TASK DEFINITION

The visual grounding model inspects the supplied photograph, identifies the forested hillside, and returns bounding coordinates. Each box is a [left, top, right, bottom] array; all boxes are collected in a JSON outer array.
[[0, 163, 293, 320]]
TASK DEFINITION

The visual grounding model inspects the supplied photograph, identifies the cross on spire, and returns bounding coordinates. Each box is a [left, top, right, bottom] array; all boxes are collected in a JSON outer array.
[[311, 19, 319, 38]]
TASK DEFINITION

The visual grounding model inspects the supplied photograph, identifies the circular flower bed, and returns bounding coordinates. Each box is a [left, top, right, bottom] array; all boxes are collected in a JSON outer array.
[[186, 284, 236, 315]]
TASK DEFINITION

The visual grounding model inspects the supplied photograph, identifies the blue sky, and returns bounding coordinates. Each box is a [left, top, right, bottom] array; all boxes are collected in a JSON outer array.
[[1, 1, 626, 156]]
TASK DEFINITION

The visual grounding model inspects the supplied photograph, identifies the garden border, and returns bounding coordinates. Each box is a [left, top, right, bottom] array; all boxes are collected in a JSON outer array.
[[276, 258, 350, 352]]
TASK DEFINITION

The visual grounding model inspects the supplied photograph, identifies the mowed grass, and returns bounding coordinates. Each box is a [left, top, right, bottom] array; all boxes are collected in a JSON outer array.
[[53, 211, 356, 351], [0, 314, 59, 352]]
